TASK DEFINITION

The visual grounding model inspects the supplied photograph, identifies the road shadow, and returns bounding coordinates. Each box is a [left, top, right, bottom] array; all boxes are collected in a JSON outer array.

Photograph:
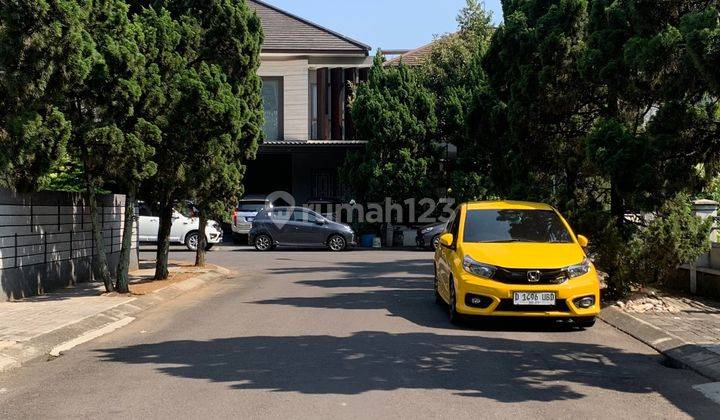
[[255, 286, 587, 332], [268, 257, 432, 278], [260, 257, 577, 331], [94, 331, 714, 417]]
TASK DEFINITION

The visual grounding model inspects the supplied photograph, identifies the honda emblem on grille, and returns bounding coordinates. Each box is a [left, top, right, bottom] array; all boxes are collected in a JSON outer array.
[[527, 270, 541, 283]]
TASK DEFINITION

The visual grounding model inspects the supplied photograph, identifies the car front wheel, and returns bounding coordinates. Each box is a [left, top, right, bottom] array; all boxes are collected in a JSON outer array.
[[328, 235, 346, 252], [434, 264, 443, 305], [448, 278, 462, 325], [185, 232, 199, 251], [254, 234, 273, 251]]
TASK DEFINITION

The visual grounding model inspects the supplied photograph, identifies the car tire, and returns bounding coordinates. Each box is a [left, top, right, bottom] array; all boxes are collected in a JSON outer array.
[[434, 264, 443, 305], [328, 234, 346, 252], [254, 234, 273, 252], [448, 278, 462, 325], [575, 317, 596, 329], [185, 231, 199, 251]]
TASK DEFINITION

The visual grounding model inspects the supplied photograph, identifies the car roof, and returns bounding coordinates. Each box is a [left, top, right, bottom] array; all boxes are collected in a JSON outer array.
[[240, 195, 270, 201], [464, 200, 556, 211]]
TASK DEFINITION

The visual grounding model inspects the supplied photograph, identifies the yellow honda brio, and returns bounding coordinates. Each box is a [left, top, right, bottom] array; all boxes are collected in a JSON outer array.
[[434, 201, 600, 328]]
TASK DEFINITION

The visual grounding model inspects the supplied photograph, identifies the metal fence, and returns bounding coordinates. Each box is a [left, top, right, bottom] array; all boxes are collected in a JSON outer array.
[[0, 195, 136, 270]]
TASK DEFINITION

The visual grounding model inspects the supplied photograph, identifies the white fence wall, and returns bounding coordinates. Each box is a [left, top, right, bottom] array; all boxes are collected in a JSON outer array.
[[0, 189, 138, 301]]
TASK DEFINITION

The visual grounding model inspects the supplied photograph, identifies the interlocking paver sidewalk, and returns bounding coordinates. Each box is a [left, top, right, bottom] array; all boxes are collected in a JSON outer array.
[[601, 294, 720, 381], [0, 285, 133, 344], [630, 296, 720, 356]]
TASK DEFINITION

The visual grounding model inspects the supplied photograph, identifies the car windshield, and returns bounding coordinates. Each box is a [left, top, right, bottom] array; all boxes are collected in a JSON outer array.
[[238, 201, 267, 212], [463, 209, 573, 243]]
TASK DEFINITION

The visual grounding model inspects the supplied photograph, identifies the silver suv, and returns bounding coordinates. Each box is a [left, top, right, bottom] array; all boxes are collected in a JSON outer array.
[[232, 196, 273, 241]]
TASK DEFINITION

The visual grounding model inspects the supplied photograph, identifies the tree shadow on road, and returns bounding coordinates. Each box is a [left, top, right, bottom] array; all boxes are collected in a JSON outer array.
[[258, 256, 577, 331], [94, 331, 714, 417], [267, 257, 433, 278]]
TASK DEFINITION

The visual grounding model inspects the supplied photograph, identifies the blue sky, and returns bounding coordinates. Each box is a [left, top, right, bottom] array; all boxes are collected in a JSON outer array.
[[263, 0, 504, 51]]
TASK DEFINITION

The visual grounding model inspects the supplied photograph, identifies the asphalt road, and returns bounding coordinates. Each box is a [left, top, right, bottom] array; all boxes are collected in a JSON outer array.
[[1, 245, 719, 419]]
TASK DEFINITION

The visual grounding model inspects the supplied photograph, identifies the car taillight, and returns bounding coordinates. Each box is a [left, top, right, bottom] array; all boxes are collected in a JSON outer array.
[[233, 211, 237, 225]]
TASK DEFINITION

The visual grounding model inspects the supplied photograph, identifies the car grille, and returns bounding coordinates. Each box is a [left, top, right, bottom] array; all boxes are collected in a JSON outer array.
[[492, 267, 568, 285], [496, 299, 570, 313]]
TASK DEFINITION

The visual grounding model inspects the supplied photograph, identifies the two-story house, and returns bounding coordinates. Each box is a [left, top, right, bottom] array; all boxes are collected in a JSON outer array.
[[243, 0, 373, 205]]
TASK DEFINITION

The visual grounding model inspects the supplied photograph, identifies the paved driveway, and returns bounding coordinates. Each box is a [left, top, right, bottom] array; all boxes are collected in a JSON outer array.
[[1, 245, 718, 418]]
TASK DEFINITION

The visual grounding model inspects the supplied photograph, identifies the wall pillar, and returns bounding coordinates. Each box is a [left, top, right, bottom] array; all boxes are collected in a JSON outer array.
[[316, 68, 328, 140], [330, 68, 344, 140]]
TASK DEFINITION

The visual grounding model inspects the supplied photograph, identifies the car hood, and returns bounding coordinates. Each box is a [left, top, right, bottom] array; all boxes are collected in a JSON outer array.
[[460, 242, 585, 269]]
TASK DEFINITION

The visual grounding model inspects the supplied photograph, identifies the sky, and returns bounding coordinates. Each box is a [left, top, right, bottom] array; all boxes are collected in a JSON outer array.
[[263, 0, 504, 51]]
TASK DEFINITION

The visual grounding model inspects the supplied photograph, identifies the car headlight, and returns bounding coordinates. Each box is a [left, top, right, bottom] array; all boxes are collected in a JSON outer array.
[[565, 258, 591, 278], [421, 226, 434, 234], [462, 255, 496, 279], [211, 221, 222, 231]]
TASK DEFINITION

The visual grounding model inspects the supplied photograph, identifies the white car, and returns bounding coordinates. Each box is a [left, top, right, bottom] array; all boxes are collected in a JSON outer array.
[[232, 196, 273, 240], [137, 202, 223, 251]]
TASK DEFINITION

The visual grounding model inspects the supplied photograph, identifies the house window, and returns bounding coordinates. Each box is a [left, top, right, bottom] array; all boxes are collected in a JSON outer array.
[[262, 77, 283, 141]]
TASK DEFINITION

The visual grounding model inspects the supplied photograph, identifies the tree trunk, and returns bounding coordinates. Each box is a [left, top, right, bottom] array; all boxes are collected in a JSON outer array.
[[195, 213, 208, 268], [115, 185, 136, 293], [87, 185, 114, 292], [154, 202, 174, 280]]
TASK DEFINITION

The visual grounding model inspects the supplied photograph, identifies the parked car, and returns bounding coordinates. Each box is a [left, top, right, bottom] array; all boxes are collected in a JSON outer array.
[[304, 198, 341, 221], [137, 202, 223, 251], [416, 221, 447, 250], [232, 196, 273, 242], [249, 207, 355, 251], [434, 201, 600, 328]]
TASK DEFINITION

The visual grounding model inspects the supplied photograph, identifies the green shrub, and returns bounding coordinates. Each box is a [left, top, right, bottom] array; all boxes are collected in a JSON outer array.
[[592, 193, 712, 297], [628, 193, 712, 287]]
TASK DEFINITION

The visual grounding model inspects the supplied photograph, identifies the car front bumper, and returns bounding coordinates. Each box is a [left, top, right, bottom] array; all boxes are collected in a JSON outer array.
[[208, 230, 223, 244], [454, 270, 601, 318]]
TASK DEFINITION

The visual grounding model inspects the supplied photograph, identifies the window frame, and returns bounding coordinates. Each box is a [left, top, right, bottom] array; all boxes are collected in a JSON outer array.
[[261, 76, 284, 141]]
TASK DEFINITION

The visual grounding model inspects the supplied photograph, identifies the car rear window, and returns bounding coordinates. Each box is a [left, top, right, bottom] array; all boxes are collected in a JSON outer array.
[[237, 201, 267, 212], [463, 209, 572, 243]]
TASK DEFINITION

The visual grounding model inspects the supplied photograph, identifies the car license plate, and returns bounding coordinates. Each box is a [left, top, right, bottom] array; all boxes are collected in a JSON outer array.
[[513, 292, 556, 306]]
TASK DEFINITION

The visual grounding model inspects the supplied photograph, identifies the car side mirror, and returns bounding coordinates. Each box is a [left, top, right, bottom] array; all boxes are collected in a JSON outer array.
[[577, 235, 589, 248], [439, 233, 454, 248], [315, 219, 327, 225]]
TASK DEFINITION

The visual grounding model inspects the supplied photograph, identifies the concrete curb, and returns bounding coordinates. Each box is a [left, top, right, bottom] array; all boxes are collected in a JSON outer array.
[[600, 306, 720, 381], [0, 266, 232, 374]]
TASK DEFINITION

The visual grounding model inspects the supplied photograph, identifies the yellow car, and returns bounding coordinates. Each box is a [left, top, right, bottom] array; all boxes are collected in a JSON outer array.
[[434, 201, 600, 328]]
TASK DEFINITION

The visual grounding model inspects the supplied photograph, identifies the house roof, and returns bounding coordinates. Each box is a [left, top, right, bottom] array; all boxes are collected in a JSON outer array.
[[248, 0, 370, 55], [384, 41, 436, 66]]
